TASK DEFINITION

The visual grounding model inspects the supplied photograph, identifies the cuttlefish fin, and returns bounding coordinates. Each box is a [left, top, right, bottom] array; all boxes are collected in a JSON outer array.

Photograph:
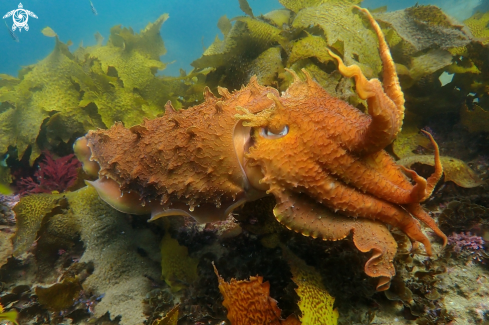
[[272, 190, 396, 291], [74, 136, 100, 177], [86, 178, 151, 215], [88, 177, 250, 223], [149, 197, 248, 224]]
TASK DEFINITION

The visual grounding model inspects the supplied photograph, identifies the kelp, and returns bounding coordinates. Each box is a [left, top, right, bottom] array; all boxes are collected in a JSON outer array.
[[285, 249, 339, 325], [160, 228, 199, 292], [373, 5, 472, 89], [278, 0, 361, 13], [464, 11, 489, 45], [0, 303, 18, 325], [238, 0, 254, 18], [35, 277, 83, 311], [191, 14, 286, 90], [151, 305, 179, 325], [192, 0, 374, 94], [261, 9, 292, 28], [392, 125, 432, 159], [461, 103, 489, 133], [399, 49, 454, 88], [191, 1, 476, 106], [291, 0, 381, 77], [287, 34, 334, 66], [88, 14, 168, 91], [0, 15, 208, 165], [374, 5, 471, 56], [11, 186, 161, 324]]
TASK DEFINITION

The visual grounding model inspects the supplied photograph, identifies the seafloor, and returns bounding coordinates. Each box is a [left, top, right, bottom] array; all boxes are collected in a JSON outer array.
[[0, 0, 489, 324]]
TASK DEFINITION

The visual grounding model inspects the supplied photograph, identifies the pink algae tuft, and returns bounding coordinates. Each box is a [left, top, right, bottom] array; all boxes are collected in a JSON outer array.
[[17, 152, 81, 195]]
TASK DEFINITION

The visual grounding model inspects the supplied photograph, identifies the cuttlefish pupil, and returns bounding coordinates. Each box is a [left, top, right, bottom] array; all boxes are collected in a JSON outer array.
[[259, 125, 289, 139]]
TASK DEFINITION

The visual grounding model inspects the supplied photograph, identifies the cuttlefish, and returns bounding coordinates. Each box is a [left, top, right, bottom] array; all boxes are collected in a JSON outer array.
[[74, 7, 446, 291]]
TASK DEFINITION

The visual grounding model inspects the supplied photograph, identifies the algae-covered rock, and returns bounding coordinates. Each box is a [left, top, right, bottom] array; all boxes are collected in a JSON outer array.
[[12, 193, 66, 257], [460, 104, 489, 133], [12, 186, 161, 324], [392, 125, 432, 159], [0, 231, 13, 269], [35, 277, 83, 311], [160, 228, 199, 292]]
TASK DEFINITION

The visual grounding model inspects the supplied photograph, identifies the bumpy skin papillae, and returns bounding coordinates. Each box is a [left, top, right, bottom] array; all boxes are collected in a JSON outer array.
[[74, 7, 446, 292], [76, 77, 278, 222], [238, 7, 447, 256]]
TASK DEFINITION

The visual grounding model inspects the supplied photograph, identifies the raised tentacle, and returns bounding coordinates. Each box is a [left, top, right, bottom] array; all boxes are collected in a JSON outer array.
[[420, 130, 443, 201], [326, 7, 405, 155], [354, 6, 405, 115], [399, 131, 443, 203]]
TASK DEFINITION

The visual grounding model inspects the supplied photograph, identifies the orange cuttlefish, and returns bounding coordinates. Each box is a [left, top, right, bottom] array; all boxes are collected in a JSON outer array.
[[74, 7, 446, 291]]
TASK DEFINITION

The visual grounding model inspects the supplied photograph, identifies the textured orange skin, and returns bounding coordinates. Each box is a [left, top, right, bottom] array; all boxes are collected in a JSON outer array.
[[75, 7, 446, 292], [81, 79, 278, 222], [235, 7, 446, 289], [213, 264, 300, 325]]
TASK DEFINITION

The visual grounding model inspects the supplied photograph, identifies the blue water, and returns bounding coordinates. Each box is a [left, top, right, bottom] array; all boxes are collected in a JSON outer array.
[[0, 0, 487, 77]]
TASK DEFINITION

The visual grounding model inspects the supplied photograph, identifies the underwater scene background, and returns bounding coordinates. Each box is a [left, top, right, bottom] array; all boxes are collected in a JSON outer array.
[[1, 0, 488, 76], [0, 0, 489, 324]]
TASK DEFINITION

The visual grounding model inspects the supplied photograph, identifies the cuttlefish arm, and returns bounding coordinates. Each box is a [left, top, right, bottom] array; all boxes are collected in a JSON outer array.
[[237, 104, 433, 256], [327, 6, 405, 156], [273, 190, 396, 291]]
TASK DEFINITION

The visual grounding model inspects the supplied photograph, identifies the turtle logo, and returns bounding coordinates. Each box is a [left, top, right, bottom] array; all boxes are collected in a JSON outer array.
[[3, 3, 38, 32]]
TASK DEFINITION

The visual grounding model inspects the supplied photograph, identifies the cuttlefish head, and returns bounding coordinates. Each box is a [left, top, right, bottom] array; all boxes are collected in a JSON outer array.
[[236, 71, 322, 195]]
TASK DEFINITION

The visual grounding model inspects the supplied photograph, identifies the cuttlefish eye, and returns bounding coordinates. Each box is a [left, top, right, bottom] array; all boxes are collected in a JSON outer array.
[[259, 125, 289, 139]]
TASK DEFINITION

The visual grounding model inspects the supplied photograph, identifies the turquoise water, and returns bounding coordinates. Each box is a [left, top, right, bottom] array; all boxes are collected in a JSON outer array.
[[1, 0, 486, 78], [0, 0, 277, 77]]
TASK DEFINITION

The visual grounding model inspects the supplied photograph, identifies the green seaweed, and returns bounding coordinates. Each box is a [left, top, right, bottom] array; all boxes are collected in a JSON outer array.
[[0, 14, 206, 165]]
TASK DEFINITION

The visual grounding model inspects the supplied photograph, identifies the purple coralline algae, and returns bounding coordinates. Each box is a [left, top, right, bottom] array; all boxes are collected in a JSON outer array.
[[448, 232, 485, 254]]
